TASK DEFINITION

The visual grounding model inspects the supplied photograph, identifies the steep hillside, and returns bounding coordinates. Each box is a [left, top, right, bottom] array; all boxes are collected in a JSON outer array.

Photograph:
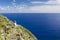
[[0, 14, 37, 40]]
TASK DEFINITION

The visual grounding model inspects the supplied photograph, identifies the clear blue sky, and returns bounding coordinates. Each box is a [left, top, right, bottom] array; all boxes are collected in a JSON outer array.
[[0, 0, 48, 6]]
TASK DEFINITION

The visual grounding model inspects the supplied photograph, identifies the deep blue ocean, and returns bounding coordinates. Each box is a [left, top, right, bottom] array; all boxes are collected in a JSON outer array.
[[2, 13, 60, 40]]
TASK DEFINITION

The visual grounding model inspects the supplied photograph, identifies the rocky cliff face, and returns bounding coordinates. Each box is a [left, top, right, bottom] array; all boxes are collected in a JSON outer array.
[[0, 15, 37, 40]]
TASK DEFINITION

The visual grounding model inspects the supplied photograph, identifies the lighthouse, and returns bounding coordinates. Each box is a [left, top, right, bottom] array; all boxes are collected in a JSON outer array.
[[14, 20, 17, 26]]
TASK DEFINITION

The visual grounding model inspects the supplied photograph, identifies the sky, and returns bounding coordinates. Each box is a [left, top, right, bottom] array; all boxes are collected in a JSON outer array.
[[0, 0, 60, 13]]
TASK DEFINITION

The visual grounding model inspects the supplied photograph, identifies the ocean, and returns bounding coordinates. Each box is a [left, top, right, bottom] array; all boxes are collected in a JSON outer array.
[[2, 13, 60, 40]]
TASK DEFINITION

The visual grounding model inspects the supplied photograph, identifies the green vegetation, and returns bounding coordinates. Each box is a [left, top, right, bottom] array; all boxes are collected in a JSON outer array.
[[0, 14, 38, 40]]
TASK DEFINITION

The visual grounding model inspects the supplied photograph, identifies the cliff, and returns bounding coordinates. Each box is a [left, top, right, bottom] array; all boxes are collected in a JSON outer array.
[[0, 14, 37, 40]]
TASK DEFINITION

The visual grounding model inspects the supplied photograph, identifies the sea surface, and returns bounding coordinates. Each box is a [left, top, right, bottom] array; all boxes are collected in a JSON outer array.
[[2, 13, 60, 40]]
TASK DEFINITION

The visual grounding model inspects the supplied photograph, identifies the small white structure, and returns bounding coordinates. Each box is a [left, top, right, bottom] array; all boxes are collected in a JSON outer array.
[[14, 20, 17, 26]]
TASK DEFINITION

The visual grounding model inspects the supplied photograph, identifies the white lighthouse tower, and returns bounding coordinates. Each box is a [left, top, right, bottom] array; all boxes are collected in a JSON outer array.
[[14, 20, 17, 26]]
